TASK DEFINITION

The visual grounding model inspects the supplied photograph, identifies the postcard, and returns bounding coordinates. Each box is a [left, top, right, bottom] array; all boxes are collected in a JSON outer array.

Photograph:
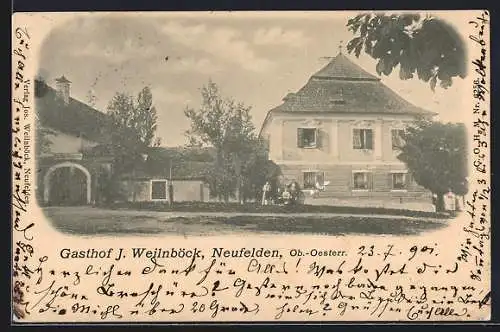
[[11, 10, 490, 323]]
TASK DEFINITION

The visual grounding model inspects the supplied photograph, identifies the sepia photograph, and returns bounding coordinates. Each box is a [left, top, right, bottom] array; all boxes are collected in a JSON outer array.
[[35, 12, 468, 237], [12, 10, 490, 323]]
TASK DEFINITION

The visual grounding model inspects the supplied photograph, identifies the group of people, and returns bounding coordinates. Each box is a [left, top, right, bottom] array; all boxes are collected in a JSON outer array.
[[261, 181, 304, 206]]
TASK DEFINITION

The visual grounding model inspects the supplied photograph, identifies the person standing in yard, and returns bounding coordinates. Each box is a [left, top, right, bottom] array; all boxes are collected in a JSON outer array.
[[275, 187, 283, 205], [444, 189, 456, 212], [289, 181, 301, 205], [282, 187, 292, 205], [262, 181, 271, 205], [314, 176, 330, 198]]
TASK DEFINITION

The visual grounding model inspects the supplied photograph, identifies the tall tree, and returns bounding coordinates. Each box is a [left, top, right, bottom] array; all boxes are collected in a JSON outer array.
[[184, 81, 231, 201], [135, 87, 160, 148], [346, 13, 467, 91], [107, 87, 160, 169], [108, 87, 160, 149], [240, 137, 282, 202], [224, 103, 261, 203], [396, 119, 468, 211], [103, 87, 161, 201], [185, 80, 268, 202]]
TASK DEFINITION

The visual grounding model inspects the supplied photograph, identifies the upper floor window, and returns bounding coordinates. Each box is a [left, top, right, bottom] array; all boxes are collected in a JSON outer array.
[[297, 128, 317, 148], [391, 129, 405, 150], [353, 128, 373, 150]]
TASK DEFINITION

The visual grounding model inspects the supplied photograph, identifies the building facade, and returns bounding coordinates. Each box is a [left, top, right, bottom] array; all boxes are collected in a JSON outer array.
[[260, 52, 435, 203], [35, 78, 212, 206], [115, 147, 213, 203], [35, 76, 113, 206], [118, 178, 210, 203]]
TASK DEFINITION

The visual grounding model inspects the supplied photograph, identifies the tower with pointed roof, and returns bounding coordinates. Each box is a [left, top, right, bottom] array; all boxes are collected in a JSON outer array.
[[260, 52, 435, 205]]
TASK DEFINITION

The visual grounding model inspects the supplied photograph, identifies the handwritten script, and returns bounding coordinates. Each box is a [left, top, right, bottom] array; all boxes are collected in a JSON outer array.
[[12, 25, 41, 321], [463, 10, 490, 287], [13, 244, 491, 321]]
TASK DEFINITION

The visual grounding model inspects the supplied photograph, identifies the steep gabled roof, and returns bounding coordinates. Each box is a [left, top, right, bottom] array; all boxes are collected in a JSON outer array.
[[260, 53, 435, 135], [272, 76, 432, 115], [35, 79, 111, 143]]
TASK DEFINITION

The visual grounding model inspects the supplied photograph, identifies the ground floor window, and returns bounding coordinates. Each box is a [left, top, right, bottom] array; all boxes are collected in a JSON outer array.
[[352, 172, 371, 190], [303, 171, 324, 189], [391, 172, 408, 190], [151, 180, 167, 200]]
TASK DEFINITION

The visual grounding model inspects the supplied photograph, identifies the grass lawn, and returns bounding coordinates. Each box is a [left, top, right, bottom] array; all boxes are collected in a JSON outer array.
[[100, 201, 450, 219], [43, 206, 450, 237]]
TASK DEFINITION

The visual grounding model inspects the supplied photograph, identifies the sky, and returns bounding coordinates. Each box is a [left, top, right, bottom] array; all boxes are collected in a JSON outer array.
[[37, 11, 469, 147]]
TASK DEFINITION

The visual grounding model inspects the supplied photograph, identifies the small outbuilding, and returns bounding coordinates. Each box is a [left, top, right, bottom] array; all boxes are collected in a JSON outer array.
[[116, 148, 212, 203]]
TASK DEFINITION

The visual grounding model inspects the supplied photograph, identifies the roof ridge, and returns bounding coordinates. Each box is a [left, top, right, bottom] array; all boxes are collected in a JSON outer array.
[[312, 53, 380, 81], [35, 80, 111, 143]]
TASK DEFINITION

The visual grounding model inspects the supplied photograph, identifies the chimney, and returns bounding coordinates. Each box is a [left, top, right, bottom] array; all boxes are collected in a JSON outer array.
[[55, 75, 71, 104]]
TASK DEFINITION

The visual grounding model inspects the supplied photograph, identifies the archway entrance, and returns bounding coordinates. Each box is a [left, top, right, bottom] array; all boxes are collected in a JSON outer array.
[[43, 162, 91, 205]]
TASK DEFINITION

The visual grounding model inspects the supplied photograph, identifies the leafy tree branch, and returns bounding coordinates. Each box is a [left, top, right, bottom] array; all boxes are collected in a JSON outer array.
[[346, 13, 467, 90]]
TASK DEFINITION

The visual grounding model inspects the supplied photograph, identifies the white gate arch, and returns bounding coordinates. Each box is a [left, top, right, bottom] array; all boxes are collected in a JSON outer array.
[[43, 162, 91, 204]]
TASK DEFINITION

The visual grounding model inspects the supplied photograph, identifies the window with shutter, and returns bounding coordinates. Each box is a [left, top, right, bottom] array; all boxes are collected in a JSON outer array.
[[316, 172, 325, 184], [303, 171, 325, 189], [368, 172, 373, 189], [298, 128, 317, 148], [406, 173, 413, 187], [303, 172, 316, 189], [391, 129, 405, 150], [391, 172, 408, 190], [353, 129, 362, 149], [353, 172, 371, 190], [353, 129, 373, 150], [365, 129, 373, 149], [391, 129, 398, 149], [297, 128, 304, 148]]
